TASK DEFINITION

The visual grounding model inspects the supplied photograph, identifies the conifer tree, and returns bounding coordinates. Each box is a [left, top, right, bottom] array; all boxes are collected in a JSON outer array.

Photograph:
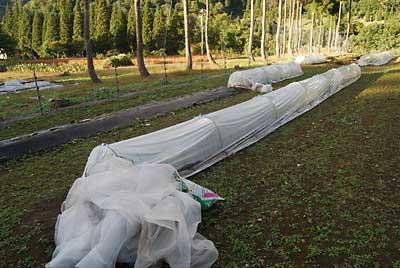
[[90, 1, 96, 38], [12, 0, 22, 40], [142, 0, 154, 51], [1, 4, 14, 36], [95, 0, 111, 38], [152, 4, 164, 51], [110, 2, 129, 52], [60, 0, 74, 44], [45, 5, 60, 43], [18, 6, 31, 53], [73, 0, 84, 40], [32, 11, 44, 54], [127, 4, 136, 52]]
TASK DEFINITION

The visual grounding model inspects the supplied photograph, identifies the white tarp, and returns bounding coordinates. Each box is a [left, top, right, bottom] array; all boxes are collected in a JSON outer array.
[[48, 64, 361, 268], [0, 79, 63, 94], [358, 51, 395, 66], [227, 62, 303, 90], [295, 54, 327, 65]]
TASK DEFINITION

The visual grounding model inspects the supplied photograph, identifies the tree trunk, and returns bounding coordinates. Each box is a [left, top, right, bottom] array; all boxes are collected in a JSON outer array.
[[248, 0, 255, 61], [276, 0, 283, 57], [205, 0, 216, 64], [345, 0, 352, 52], [309, 12, 314, 54], [282, 0, 287, 55], [84, 0, 100, 83], [334, 1, 343, 50], [294, 0, 299, 54], [297, 3, 303, 52], [183, 0, 192, 70], [327, 15, 332, 52], [317, 13, 323, 53], [261, 0, 267, 59], [287, 0, 295, 55], [134, 0, 150, 77]]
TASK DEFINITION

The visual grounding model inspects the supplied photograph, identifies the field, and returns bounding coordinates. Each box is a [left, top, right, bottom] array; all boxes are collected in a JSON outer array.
[[0, 57, 399, 268]]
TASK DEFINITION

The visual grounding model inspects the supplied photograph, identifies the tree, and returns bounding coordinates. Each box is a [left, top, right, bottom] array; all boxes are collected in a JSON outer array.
[[73, 0, 84, 41], [84, 0, 101, 83], [18, 6, 31, 54], [247, 0, 255, 61], [205, 0, 216, 63], [60, 0, 73, 45], [282, 0, 287, 54], [1, 4, 14, 36], [134, 0, 150, 77], [110, 2, 129, 52], [344, 0, 353, 52], [32, 11, 44, 54], [152, 4, 164, 51], [44, 5, 60, 44], [142, 0, 154, 51], [261, 0, 267, 59], [288, 0, 295, 55], [309, 11, 314, 54], [334, 0, 343, 50], [127, 4, 136, 53], [276, 0, 283, 56], [183, 0, 192, 70], [297, 1, 303, 52]]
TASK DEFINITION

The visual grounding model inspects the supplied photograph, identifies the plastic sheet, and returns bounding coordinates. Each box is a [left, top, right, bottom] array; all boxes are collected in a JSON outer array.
[[358, 51, 395, 66], [48, 64, 361, 268], [0, 79, 63, 94], [227, 62, 303, 90], [295, 54, 327, 65]]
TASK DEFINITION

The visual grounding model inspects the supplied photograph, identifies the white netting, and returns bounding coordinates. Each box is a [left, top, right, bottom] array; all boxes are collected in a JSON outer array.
[[295, 54, 327, 65], [358, 52, 395, 66], [48, 64, 361, 268], [0, 79, 63, 94], [227, 62, 303, 90]]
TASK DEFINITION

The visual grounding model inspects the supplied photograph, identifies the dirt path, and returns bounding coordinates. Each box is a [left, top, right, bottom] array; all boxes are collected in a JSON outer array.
[[0, 87, 239, 161]]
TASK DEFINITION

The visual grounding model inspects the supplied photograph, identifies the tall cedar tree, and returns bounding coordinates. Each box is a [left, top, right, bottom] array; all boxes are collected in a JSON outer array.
[[127, 4, 136, 53], [32, 11, 44, 54], [73, 0, 84, 40], [18, 7, 31, 53], [152, 4, 164, 51], [60, 0, 73, 44], [142, 0, 154, 51], [110, 2, 129, 52], [1, 4, 13, 36]]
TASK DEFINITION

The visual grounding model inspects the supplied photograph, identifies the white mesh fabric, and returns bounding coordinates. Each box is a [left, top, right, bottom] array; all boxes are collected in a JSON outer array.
[[358, 52, 395, 66]]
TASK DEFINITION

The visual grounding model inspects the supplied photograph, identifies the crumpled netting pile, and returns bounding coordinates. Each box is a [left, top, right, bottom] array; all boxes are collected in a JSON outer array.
[[295, 54, 327, 65], [227, 62, 303, 90], [46, 149, 218, 268], [358, 51, 395, 66]]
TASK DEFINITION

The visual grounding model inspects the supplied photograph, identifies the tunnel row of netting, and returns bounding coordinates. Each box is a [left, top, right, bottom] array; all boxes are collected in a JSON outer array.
[[227, 62, 303, 90], [358, 51, 395, 66], [47, 64, 361, 268], [295, 54, 327, 65]]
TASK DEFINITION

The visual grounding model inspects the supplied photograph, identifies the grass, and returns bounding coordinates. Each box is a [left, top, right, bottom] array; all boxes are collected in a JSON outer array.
[[0, 61, 399, 267], [0, 59, 331, 141]]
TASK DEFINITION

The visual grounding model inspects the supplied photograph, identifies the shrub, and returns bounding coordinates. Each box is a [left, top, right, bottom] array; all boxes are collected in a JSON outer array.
[[104, 54, 134, 68], [0, 63, 7, 72]]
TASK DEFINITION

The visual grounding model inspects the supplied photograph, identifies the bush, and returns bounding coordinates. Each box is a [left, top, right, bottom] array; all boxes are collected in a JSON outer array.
[[0, 63, 7, 72], [7, 63, 86, 73], [103, 54, 134, 68]]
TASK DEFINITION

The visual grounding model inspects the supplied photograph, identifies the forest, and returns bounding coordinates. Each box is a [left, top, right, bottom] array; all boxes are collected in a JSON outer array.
[[0, 0, 400, 59]]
